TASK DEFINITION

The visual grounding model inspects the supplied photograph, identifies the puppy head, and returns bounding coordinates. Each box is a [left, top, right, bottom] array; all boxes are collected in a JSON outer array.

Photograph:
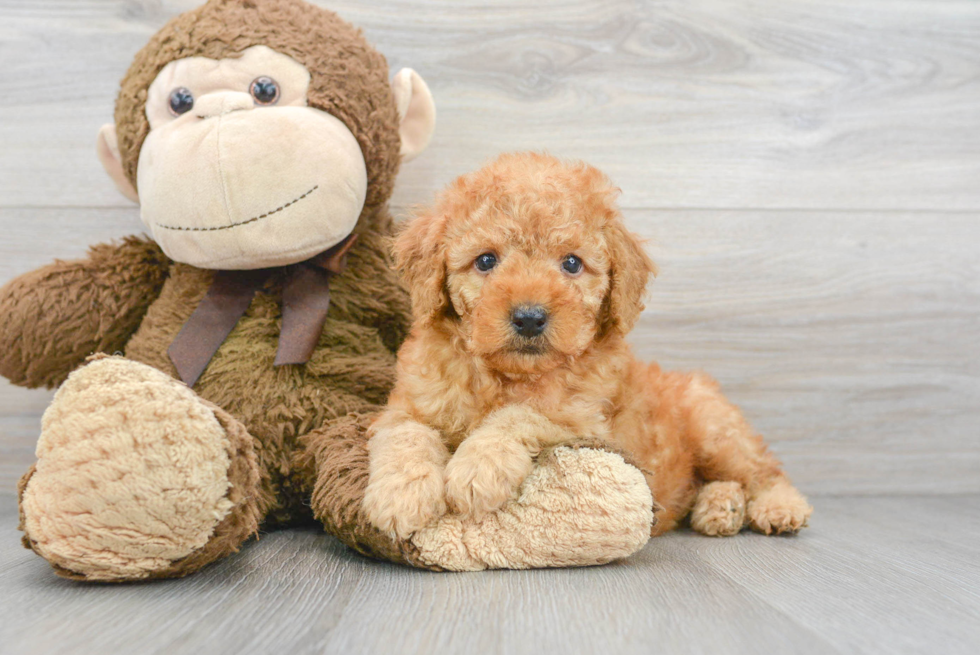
[[394, 152, 656, 375]]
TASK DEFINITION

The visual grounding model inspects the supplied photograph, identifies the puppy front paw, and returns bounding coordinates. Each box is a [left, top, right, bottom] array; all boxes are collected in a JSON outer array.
[[363, 466, 447, 540], [444, 439, 534, 521]]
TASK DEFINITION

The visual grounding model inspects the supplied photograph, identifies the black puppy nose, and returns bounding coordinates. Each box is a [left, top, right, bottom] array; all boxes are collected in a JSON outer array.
[[511, 306, 548, 338]]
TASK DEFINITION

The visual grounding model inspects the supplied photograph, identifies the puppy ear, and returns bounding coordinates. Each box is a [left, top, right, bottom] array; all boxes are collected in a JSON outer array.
[[599, 219, 657, 337], [393, 208, 451, 323]]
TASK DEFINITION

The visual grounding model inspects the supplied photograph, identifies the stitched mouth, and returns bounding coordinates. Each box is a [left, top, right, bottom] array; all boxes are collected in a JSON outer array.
[[154, 185, 319, 232]]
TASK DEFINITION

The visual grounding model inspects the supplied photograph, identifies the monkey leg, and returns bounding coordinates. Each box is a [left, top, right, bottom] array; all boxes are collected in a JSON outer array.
[[680, 373, 812, 535], [18, 356, 274, 581], [299, 418, 655, 571], [412, 445, 656, 570]]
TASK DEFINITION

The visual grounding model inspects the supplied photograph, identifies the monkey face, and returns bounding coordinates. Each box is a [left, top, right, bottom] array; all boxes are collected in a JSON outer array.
[[97, 1, 437, 271], [122, 46, 365, 270]]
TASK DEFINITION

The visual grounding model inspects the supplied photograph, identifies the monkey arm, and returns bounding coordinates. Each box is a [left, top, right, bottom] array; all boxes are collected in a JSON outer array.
[[360, 268, 412, 354], [0, 236, 171, 388]]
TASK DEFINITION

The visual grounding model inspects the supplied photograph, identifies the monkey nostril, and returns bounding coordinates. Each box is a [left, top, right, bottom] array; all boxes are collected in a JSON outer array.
[[511, 306, 548, 338]]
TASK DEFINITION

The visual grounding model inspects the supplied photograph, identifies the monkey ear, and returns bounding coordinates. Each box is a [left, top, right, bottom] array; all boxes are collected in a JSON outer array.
[[96, 124, 139, 203], [392, 69, 436, 162]]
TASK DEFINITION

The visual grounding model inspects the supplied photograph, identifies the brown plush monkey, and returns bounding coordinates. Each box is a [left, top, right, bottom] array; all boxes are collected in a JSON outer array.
[[1, 0, 653, 581]]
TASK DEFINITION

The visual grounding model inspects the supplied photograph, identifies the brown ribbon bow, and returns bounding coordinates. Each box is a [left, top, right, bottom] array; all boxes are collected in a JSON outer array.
[[168, 234, 359, 387]]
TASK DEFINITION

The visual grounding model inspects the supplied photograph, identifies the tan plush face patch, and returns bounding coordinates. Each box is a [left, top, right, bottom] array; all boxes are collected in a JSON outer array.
[[137, 46, 368, 270], [144, 46, 313, 128]]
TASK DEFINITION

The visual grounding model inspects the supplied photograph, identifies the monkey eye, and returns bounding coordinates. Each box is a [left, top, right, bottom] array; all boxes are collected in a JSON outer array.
[[168, 87, 194, 116], [249, 76, 280, 105], [474, 252, 498, 273], [561, 254, 584, 276]]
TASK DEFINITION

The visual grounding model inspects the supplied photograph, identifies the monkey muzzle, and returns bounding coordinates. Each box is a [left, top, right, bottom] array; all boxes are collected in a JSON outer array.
[[137, 105, 367, 270]]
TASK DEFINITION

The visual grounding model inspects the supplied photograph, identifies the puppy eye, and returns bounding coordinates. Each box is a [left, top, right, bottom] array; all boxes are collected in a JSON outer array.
[[168, 87, 194, 116], [250, 76, 280, 105], [474, 252, 498, 273], [561, 254, 584, 276]]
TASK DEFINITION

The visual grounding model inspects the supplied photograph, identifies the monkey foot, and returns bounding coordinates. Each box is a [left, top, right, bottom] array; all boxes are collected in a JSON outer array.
[[18, 356, 265, 581], [410, 446, 654, 570]]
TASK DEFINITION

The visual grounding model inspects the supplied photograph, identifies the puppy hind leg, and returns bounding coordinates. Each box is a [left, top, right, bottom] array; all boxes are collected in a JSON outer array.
[[679, 373, 812, 535], [745, 479, 812, 535], [689, 481, 746, 536]]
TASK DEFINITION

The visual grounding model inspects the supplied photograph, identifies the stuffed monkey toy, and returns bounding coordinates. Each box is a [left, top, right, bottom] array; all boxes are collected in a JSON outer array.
[[0, 0, 654, 581]]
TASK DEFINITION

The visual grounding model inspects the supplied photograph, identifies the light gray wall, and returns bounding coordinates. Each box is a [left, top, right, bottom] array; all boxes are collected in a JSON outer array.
[[1, 0, 977, 495]]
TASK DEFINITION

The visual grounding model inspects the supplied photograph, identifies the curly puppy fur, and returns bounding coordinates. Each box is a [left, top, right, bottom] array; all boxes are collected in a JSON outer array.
[[364, 152, 812, 538]]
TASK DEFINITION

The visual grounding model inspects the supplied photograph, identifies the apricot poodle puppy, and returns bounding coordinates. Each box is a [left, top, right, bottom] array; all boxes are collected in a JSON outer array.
[[363, 152, 812, 540]]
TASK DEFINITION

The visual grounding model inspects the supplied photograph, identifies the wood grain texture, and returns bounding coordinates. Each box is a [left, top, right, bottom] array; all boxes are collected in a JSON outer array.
[[631, 210, 980, 495], [0, 0, 978, 210], [2, 3, 978, 651], [1, 494, 978, 655]]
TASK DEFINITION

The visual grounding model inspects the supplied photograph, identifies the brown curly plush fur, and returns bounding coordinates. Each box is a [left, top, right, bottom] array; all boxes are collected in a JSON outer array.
[[2, 0, 415, 580], [0, 237, 170, 389], [123, 220, 409, 525], [295, 413, 440, 570]]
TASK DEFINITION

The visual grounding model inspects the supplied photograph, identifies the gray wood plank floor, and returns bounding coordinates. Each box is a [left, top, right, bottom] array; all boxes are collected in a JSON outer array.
[[1, 494, 978, 655]]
